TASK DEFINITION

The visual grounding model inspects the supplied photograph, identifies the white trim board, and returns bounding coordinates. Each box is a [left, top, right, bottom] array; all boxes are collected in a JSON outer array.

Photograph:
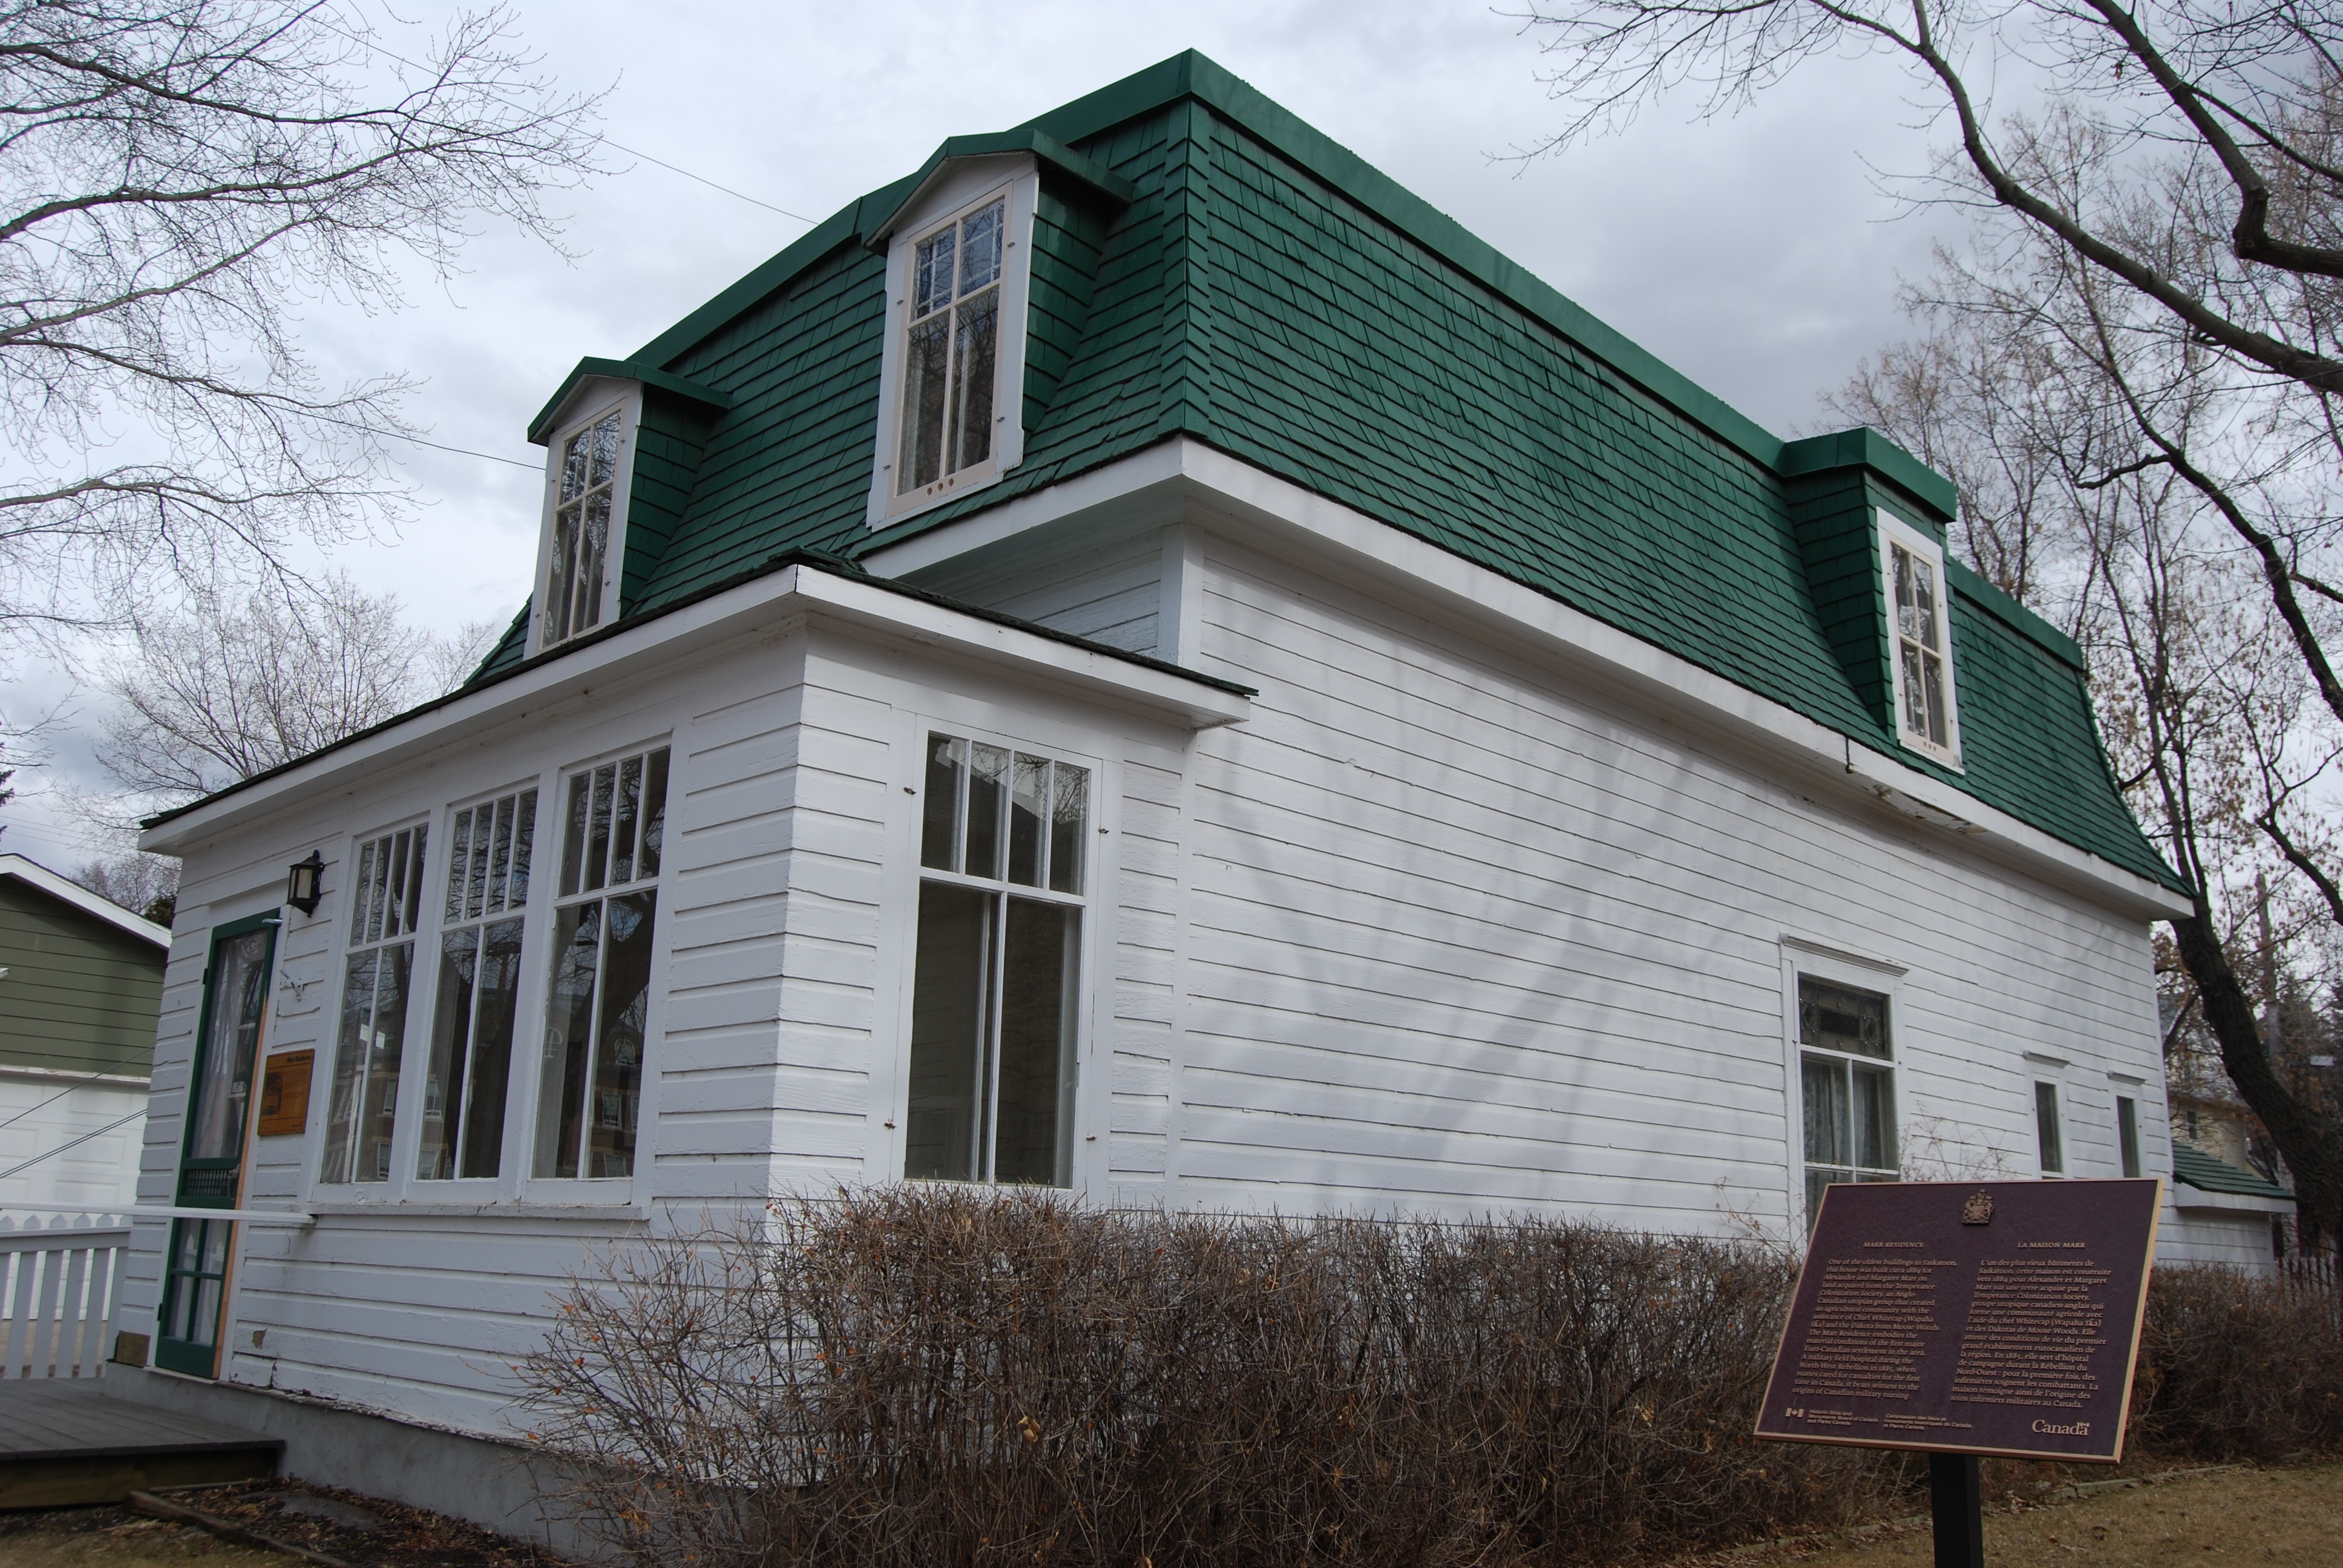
[[863, 437, 2193, 926], [0, 854, 171, 947], [138, 566, 1251, 857]]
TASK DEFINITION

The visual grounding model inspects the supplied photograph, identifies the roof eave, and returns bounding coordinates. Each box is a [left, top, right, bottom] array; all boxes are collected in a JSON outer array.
[[526, 357, 735, 446]]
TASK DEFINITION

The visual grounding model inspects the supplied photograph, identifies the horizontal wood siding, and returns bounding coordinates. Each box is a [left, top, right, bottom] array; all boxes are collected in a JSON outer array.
[[1172, 538, 2166, 1233], [911, 527, 1164, 655], [0, 880, 165, 1077]]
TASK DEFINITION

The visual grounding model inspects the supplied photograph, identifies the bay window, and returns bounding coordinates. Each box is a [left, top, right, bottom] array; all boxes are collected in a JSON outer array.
[[905, 732, 1087, 1187]]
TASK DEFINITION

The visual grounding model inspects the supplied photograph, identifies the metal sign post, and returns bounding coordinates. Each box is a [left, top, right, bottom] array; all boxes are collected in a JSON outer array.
[[1755, 1180, 2163, 1567]]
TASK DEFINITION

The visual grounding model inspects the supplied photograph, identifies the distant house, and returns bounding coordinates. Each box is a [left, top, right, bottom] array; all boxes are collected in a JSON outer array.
[[104, 52, 2207, 1524], [2162, 1082, 2297, 1271], [0, 854, 169, 1213]]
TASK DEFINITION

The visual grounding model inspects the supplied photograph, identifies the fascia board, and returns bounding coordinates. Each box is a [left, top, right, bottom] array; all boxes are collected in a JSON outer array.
[[2172, 1187, 2295, 1214], [865, 438, 2193, 924], [137, 565, 1247, 856], [0, 854, 170, 947]]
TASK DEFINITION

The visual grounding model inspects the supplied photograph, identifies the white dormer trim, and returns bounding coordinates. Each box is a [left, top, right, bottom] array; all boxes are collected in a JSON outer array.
[[867, 155, 1039, 531], [1878, 508, 1964, 771], [529, 379, 644, 658]]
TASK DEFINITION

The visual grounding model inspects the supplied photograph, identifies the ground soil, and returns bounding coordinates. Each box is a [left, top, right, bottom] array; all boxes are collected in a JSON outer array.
[[0, 1458, 2333, 1567], [1718, 1458, 2343, 1568], [0, 1478, 571, 1568]]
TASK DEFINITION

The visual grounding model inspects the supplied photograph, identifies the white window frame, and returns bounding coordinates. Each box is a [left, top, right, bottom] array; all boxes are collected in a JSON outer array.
[[1878, 509, 1964, 769], [867, 158, 1039, 530], [877, 712, 1109, 1195], [314, 815, 434, 1194], [1778, 938, 1909, 1236], [407, 779, 549, 1190], [530, 384, 644, 658], [517, 737, 675, 1205]]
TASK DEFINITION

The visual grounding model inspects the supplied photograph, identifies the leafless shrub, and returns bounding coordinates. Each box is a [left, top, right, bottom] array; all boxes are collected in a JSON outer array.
[[2134, 1264, 2343, 1460], [521, 1188, 1898, 1568]]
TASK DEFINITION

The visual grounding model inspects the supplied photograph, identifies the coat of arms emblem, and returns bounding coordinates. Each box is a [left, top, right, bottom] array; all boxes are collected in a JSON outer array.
[[1961, 1189, 1995, 1226]]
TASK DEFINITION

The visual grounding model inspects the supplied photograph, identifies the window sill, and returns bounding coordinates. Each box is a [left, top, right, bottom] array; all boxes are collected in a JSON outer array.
[[304, 1198, 649, 1221]]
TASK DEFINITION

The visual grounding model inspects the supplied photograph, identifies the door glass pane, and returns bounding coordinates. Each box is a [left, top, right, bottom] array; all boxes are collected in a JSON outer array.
[[188, 930, 272, 1163], [1803, 1055, 1850, 1166], [996, 898, 1078, 1187], [905, 883, 992, 1182], [585, 891, 657, 1179]]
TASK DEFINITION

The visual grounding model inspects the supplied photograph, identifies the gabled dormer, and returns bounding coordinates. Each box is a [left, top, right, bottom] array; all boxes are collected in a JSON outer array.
[[523, 358, 732, 656], [862, 129, 1132, 529]]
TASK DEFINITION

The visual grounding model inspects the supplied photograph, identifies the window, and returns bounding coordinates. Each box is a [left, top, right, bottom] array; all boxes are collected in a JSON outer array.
[[905, 733, 1088, 1187], [418, 787, 538, 1181], [2035, 1081, 2065, 1174], [2116, 1095, 2141, 1178], [1798, 975, 1896, 1227], [536, 746, 669, 1180], [1882, 513, 1961, 765], [896, 196, 1005, 500], [321, 826, 428, 1184], [542, 406, 625, 648]]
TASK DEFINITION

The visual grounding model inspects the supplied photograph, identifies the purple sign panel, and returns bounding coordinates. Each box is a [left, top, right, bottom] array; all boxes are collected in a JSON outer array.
[[1755, 1178, 2162, 1463]]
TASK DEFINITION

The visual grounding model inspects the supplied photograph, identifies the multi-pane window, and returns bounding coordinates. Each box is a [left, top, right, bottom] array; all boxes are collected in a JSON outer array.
[[2035, 1082, 2066, 1174], [1798, 975, 1897, 1228], [418, 788, 538, 1181], [907, 733, 1087, 1187], [897, 198, 1004, 495], [1890, 538, 1953, 755], [321, 826, 428, 1184], [536, 747, 669, 1180], [544, 408, 624, 647], [2116, 1095, 2141, 1178]]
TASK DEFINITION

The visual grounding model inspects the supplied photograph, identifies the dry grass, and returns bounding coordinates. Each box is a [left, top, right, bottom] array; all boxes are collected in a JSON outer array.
[[0, 1514, 281, 1567], [1730, 1460, 2343, 1568]]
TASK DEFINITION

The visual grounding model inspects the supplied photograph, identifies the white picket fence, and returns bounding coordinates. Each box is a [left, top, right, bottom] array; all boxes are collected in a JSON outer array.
[[1, 1215, 129, 1379]]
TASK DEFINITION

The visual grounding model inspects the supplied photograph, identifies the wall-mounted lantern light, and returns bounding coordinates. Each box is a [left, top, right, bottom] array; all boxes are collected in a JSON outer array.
[[286, 851, 324, 916]]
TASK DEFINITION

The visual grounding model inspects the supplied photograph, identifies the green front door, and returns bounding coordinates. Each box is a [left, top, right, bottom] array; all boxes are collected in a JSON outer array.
[[157, 914, 277, 1377]]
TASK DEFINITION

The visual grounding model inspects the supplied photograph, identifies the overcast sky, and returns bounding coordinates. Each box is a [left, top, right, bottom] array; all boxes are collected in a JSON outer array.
[[2, 0, 1966, 867]]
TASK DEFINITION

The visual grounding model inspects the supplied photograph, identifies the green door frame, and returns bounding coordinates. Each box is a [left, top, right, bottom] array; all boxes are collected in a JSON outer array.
[[157, 911, 279, 1377]]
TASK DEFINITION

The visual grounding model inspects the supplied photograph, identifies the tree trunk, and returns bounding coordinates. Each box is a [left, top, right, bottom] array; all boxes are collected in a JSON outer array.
[[2169, 906, 2342, 1239]]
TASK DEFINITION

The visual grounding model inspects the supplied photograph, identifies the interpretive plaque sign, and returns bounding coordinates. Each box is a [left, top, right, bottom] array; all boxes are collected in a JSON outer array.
[[1755, 1178, 2162, 1464]]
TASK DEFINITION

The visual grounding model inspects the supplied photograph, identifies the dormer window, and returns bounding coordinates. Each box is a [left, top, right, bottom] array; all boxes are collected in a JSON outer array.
[[900, 198, 1005, 494], [1880, 511, 1962, 767], [545, 407, 624, 646], [867, 159, 1040, 527]]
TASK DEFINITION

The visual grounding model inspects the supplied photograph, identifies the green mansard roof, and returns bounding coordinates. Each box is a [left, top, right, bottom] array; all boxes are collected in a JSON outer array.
[[474, 51, 2181, 895]]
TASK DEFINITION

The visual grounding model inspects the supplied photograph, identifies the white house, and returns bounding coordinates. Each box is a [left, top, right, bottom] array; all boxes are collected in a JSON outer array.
[[102, 53, 2206, 1526]]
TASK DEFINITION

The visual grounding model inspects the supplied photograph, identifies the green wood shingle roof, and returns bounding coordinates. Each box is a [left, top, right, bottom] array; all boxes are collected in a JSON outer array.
[[2172, 1142, 2293, 1201], [471, 51, 2181, 897]]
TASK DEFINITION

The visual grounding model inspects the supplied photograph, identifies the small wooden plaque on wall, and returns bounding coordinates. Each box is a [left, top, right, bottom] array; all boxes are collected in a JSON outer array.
[[257, 1049, 314, 1137]]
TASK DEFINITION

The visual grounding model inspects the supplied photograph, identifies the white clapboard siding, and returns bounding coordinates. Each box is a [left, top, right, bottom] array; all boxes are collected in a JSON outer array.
[[1164, 537, 2163, 1230], [909, 525, 1165, 654]]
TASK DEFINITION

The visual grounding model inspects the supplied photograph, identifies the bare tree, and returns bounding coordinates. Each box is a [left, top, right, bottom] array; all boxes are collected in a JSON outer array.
[[1821, 155, 2343, 1232], [70, 849, 179, 923], [92, 572, 496, 807], [0, 1, 603, 637]]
